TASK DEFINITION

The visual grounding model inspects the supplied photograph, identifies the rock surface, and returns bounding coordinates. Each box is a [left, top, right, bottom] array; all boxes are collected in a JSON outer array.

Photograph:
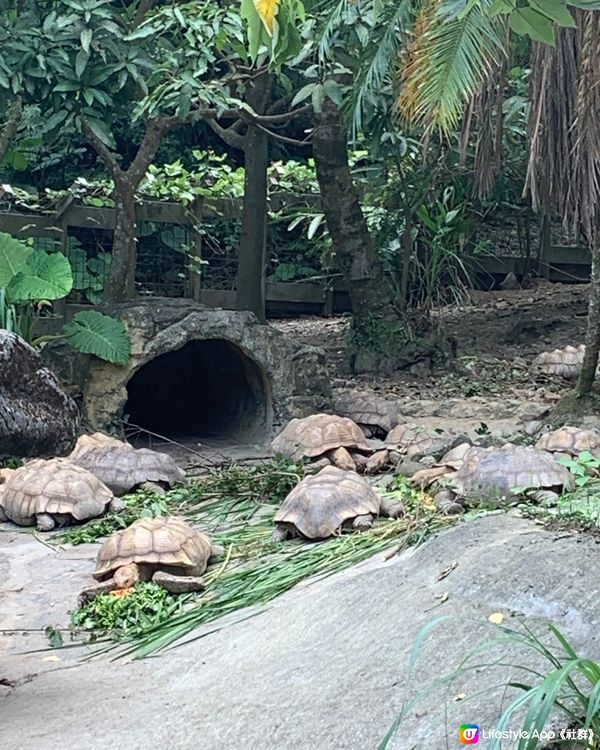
[[0, 331, 79, 458], [2, 514, 600, 750], [62, 299, 331, 436]]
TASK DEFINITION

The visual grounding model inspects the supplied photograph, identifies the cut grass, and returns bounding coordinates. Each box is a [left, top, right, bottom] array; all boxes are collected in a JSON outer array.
[[65, 463, 452, 659]]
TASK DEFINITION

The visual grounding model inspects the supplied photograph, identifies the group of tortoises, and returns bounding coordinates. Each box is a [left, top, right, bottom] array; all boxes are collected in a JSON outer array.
[[1, 399, 597, 603]]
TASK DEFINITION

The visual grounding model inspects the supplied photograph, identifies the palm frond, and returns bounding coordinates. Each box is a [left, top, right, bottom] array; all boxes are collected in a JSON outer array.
[[348, 0, 418, 133], [316, 0, 351, 61], [396, 0, 507, 132]]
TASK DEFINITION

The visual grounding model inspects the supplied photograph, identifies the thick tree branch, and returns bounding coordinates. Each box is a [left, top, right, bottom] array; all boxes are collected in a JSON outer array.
[[81, 118, 122, 178], [133, 0, 155, 27], [0, 96, 23, 165], [206, 118, 246, 150]]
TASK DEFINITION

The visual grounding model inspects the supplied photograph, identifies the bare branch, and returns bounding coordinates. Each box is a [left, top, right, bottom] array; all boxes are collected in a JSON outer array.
[[255, 122, 311, 147], [206, 118, 246, 150]]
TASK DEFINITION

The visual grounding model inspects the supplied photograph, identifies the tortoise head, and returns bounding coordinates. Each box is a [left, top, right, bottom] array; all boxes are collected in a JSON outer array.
[[113, 563, 140, 589]]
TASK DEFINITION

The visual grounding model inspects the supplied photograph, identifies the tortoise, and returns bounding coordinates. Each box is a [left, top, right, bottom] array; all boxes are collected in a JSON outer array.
[[79, 516, 224, 603], [533, 345, 587, 380], [333, 392, 399, 438], [271, 414, 371, 471], [69, 432, 185, 496], [429, 445, 575, 515], [361, 423, 467, 474], [272, 465, 404, 541], [0, 458, 123, 530], [535, 426, 600, 461]]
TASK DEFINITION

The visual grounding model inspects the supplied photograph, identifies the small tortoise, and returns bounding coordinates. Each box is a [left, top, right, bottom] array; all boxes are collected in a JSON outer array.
[[69, 432, 185, 496], [271, 414, 370, 471], [333, 392, 399, 438], [0, 458, 122, 530], [79, 516, 224, 602], [535, 426, 600, 461], [533, 345, 587, 379], [272, 465, 404, 541], [431, 445, 574, 515], [362, 423, 467, 475]]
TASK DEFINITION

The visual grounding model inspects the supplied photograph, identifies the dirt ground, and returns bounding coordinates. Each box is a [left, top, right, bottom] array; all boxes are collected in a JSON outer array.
[[273, 281, 592, 436]]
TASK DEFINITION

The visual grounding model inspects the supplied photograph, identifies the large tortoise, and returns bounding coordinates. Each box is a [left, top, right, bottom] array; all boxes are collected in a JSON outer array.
[[79, 516, 223, 602], [533, 345, 587, 379], [535, 426, 600, 461], [428, 445, 575, 515], [272, 465, 404, 541], [271, 414, 371, 471], [69, 432, 185, 496], [0, 458, 122, 530], [333, 392, 399, 438]]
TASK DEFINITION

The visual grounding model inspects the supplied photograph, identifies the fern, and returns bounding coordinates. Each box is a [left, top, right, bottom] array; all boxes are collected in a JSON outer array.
[[63, 310, 131, 365]]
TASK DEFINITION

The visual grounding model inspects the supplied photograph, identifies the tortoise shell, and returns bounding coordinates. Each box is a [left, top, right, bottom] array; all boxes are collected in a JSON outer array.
[[535, 426, 600, 458], [273, 465, 380, 539], [385, 423, 458, 459], [533, 345, 586, 379], [0, 458, 113, 526], [93, 516, 213, 581], [69, 433, 185, 495], [450, 445, 574, 501], [333, 393, 399, 434], [271, 414, 369, 461]]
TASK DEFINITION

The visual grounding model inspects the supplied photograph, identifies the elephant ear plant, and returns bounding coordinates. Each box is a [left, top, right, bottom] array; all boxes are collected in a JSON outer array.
[[0, 231, 130, 365]]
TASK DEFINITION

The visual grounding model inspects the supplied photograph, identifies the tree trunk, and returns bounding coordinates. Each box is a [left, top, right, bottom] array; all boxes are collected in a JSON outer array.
[[312, 99, 406, 372], [312, 100, 396, 316], [577, 241, 600, 395], [105, 178, 137, 300], [235, 75, 271, 322], [236, 123, 268, 321]]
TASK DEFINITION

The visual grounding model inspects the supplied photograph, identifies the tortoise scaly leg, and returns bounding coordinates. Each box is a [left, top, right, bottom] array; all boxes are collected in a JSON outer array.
[[78, 579, 119, 606], [352, 514, 374, 530], [434, 490, 464, 516], [379, 497, 405, 519], [209, 544, 225, 560], [152, 571, 206, 593], [36, 513, 56, 531], [138, 481, 166, 495]]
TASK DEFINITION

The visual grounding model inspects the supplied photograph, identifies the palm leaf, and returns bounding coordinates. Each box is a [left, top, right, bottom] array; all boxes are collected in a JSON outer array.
[[348, 0, 418, 133], [63, 310, 131, 365], [7, 250, 73, 301], [0, 231, 33, 288], [396, 0, 507, 132]]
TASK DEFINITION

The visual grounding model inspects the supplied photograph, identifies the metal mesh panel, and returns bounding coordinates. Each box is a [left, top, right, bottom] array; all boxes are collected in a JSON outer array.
[[66, 227, 112, 304], [135, 221, 191, 297], [199, 218, 240, 290]]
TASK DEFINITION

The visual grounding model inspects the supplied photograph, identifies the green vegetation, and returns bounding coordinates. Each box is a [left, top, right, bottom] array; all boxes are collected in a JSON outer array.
[[379, 620, 600, 750]]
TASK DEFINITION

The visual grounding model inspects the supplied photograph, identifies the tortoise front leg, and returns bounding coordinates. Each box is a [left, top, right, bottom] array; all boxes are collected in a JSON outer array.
[[36, 513, 56, 531], [379, 497, 405, 519], [78, 579, 119, 605], [152, 571, 206, 594], [352, 514, 374, 530]]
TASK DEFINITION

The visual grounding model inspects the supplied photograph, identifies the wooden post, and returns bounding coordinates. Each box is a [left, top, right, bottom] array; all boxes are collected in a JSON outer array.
[[188, 197, 204, 301], [539, 213, 551, 280]]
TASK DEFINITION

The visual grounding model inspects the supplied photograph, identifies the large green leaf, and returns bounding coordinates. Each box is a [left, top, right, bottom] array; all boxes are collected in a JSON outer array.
[[0, 232, 33, 287], [7, 251, 73, 301], [63, 310, 131, 365]]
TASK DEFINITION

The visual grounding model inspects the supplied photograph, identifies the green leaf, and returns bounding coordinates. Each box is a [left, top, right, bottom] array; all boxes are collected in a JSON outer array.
[[7, 251, 73, 301], [80, 27, 93, 53], [509, 7, 556, 45], [322, 79, 343, 107], [530, 0, 576, 27], [291, 82, 315, 107], [75, 48, 90, 78], [63, 310, 131, 365], [84, 118, 116, 149], [0, 232, 33, 288]]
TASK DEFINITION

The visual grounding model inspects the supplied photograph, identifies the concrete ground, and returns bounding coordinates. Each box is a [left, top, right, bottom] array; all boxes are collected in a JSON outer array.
[[1, 514, 599, 750]]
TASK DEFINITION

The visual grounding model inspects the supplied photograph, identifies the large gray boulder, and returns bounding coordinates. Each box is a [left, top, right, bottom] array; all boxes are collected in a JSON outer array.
[[0, 331, 79, 457], [2, 514, 599, 749]]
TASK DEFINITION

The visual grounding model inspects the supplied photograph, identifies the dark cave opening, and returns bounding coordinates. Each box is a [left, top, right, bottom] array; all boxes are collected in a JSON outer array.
[[124, 339, 271, 441]]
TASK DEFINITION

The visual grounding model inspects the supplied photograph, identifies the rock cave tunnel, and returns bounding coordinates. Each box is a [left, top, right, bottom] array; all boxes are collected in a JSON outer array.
[[124, 339, 272, 442]]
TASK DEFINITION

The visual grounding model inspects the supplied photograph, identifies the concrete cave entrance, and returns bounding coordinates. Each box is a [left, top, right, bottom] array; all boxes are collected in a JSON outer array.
[[124, 339, 271, 442]]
